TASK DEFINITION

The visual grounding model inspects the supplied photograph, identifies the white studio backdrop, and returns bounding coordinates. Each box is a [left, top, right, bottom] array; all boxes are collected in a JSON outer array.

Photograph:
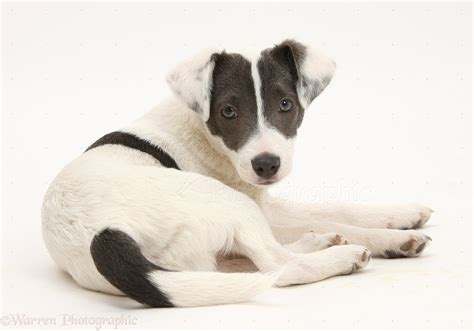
[[2, 1, 472, 329]]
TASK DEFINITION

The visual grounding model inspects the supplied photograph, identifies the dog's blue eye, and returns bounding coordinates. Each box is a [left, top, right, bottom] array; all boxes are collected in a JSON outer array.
[[221, 106, 238, 119], [279, 99, 293, 112]]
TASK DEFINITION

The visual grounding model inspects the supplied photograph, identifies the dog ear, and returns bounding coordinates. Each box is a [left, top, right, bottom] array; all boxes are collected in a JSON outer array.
[[273, 39, 336, 108], [166, 49, 222, 122]]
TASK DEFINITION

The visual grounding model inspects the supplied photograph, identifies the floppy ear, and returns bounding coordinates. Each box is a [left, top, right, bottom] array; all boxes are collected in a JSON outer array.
[[277, 39, 336, 109], [166, 49, 222, 121]]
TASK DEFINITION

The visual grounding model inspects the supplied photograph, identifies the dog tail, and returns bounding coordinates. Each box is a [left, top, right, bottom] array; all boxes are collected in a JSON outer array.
[[90, 228, 277, 308]]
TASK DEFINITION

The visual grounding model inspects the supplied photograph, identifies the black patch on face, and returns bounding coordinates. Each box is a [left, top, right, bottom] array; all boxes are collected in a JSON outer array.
[[258, 40, 306, 138], [86, 131, 180, 170], [90, 228, 174, 307], [207, 52, 258, 151]]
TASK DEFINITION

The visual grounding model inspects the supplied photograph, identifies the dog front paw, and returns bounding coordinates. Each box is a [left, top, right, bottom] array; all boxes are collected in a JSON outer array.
[[382, 231, 432, 258], [383, 203, 433, 230]]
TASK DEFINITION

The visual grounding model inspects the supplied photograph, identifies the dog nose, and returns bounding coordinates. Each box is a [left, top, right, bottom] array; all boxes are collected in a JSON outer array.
[[251, 153, 280, 179]]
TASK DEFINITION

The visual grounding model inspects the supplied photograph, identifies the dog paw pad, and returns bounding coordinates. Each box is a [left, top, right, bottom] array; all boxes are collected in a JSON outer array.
[[356, 249, 371, 268], [384, 233, 432, 258], [327, 233, 348, 247], [332, 234, 342, 244], [400, 237, 417, 251]]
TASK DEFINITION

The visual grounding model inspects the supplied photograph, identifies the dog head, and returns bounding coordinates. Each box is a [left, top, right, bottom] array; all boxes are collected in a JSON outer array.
[[167, 39, 336, 186]]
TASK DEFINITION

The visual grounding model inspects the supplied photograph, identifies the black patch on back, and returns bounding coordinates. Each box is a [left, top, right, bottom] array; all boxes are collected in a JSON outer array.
[[257, 40, 306, 138], [207, 52, 258, 151], [86, 131, 180, 170], [90, 228, 174, 307]]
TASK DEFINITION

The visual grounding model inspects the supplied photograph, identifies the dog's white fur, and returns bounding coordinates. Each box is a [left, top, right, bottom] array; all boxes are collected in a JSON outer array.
[[42, 43, 432, 307], [166, 48, 219, 122], [297, 46, 336, 108]]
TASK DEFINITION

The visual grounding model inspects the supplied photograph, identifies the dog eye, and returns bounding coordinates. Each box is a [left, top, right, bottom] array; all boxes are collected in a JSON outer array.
[[279, 99, 293, 112], [221, 106, 238, 119]]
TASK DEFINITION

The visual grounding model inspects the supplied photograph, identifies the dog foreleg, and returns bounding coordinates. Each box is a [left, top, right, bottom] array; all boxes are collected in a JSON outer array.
[[259, 195, 431, 258], [260, 195, 432, 230]]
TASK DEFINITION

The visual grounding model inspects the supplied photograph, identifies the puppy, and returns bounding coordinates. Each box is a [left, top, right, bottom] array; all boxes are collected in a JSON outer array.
[[42, 39, 432, 308]]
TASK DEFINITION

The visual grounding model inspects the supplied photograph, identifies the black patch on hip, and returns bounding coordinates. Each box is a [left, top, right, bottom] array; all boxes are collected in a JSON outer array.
[[257, 41, 306, 138], [86, 131, 180, 170], [207, 52, 258, 151], [90, 228, 174, 307]]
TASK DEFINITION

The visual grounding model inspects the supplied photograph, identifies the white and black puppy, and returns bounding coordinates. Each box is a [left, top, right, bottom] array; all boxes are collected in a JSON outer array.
[[42, 39, 432, 308]]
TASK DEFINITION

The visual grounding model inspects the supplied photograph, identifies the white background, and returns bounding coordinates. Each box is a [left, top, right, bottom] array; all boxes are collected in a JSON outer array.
[[1, 1, 472, 329]]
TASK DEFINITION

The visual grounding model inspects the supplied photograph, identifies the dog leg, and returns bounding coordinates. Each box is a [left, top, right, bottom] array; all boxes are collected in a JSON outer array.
[[259, 195, 431, 258], [273, 245, 371, 286], [260, 195, 432, 230], [271, 221, 431, 258], [216, 232, 348, 273], [231, 217, 370, 286]]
